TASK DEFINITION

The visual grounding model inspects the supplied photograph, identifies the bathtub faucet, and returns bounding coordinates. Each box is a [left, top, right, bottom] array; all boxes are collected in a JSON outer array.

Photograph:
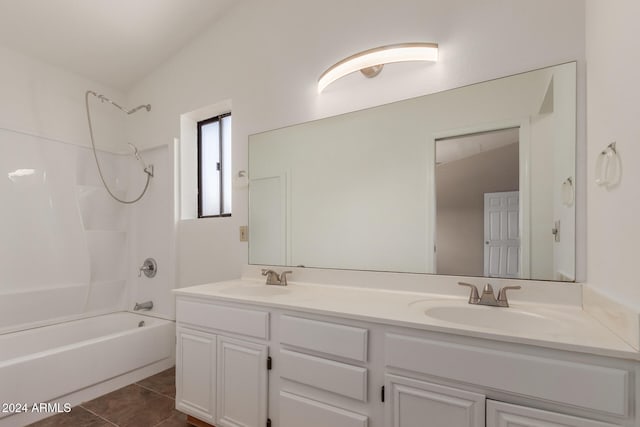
[[134, 301, 153, 311]]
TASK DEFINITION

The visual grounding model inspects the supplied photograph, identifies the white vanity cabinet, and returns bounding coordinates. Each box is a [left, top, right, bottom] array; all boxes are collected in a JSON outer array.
[[175, 297, 270, 427], [174, 288, 636, 427]]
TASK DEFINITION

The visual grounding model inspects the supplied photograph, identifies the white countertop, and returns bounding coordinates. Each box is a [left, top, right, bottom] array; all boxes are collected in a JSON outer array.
[[174, 278, 638, 361]]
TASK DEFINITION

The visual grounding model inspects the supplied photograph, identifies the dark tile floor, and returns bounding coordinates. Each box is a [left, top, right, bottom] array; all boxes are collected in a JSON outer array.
[[28, 367, 190, 427]]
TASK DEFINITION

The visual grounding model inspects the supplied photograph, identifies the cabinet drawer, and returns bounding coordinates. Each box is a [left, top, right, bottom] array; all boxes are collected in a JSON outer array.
[[385, 334, 629, 417], [280, 349, 368, 401], [280, 315, 367, 362], [176, 299, 269, 339], [280, 391, 368, 427]]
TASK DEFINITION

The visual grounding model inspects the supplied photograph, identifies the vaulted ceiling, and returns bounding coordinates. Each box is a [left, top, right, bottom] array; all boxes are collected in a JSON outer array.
[[0, 0, 237, 90]]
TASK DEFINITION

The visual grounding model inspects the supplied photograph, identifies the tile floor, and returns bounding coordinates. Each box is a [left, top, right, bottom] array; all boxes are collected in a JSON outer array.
[[28, 367, 190, 427]]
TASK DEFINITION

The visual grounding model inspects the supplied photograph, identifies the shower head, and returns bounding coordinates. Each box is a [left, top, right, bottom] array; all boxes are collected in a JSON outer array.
[[127, 104, 152, 115], [127, 143, 154, 178]]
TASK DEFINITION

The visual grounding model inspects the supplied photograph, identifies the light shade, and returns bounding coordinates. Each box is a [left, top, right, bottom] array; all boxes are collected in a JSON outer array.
[[318, 42, 438, 93]]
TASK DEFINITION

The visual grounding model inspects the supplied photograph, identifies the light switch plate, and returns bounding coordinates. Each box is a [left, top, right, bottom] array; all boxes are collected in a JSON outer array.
[[240, 226, 248, 242]]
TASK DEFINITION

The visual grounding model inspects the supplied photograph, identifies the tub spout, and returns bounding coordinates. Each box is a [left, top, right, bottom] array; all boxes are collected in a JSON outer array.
[[134, 301, 153, 311]]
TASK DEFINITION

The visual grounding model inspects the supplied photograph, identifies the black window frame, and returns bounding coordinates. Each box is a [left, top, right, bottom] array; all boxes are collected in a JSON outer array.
[[197, 112, 232, 218]]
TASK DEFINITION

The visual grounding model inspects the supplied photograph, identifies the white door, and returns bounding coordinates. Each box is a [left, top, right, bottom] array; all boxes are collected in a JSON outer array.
[[385, 374, 485, 427], [176, 327, 217, 424], [487, 400, 619, 427], [216, 336, 269, 427], [484, 191, 520, 278]]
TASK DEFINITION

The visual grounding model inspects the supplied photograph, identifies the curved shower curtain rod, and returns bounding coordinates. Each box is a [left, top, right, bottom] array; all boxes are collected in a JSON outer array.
[[85, 90, 153, 204]]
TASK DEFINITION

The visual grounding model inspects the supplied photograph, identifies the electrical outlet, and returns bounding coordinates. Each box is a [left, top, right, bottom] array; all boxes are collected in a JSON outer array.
[[239, 226, 248, 242]]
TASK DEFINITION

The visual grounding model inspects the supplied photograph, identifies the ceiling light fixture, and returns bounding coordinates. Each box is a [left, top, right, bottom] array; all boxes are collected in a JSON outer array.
[[317, 42, 438, 93]]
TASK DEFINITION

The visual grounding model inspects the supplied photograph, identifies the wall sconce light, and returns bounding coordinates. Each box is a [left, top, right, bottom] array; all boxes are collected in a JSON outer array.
[[317, 42, 438, 93]]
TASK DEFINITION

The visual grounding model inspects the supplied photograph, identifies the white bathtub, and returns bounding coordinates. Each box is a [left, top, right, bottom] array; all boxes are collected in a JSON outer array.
[[0, 312, 175, 425]]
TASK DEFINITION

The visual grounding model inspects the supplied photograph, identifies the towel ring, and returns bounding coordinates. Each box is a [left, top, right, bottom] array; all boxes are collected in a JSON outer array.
[[561, 177, 574, 207], [595, 142, 621, 188]]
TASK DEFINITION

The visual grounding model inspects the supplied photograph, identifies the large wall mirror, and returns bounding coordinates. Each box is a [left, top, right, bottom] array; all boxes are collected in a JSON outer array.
[[249, 62, 576, 282]]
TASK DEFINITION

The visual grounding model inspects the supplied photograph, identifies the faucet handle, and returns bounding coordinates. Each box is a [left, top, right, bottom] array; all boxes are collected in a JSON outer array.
[[261, 269, 278, 279], [457, 282, 480, 304], [261, 269, 282, 285], [497, 285, 521, 307], [280, 271, 292, 286]]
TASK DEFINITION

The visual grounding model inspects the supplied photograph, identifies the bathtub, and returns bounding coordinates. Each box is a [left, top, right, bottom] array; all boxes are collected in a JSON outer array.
[[0, 312, 175, 426]]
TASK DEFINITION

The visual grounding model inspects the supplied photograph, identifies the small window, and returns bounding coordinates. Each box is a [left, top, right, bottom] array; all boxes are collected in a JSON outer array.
[[198, 113, 232, 217]]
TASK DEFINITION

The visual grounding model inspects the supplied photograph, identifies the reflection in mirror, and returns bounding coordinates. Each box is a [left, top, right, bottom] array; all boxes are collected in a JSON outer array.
[[435, 129, 520, 279], [249, 62, 576, 281]]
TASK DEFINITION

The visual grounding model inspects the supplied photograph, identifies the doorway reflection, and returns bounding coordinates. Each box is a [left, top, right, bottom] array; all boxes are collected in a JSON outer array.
[[435, 128, 520, 278]]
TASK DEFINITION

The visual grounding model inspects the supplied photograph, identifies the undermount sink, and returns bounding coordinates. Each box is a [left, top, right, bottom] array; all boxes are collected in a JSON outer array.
[[410, 299, 570, 335], [217, 284, 291, 297]]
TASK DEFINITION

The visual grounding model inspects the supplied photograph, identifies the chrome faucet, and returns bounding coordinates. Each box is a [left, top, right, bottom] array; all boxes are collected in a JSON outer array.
[[261, 269, 292, 286], [134, 301, 153, 311], [458, 282, 521, 307]]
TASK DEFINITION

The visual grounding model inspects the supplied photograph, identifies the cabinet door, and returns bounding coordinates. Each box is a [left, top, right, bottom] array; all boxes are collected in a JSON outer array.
[[217, 336, 268, 427], [385, 374, 485, 427], [176, 327, 216, 423], [487, 401, 620, 427]]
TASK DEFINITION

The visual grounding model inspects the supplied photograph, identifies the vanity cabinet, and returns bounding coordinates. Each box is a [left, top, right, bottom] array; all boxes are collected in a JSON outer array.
[[175, 298, 270, 427], [175, 292, 633, 427]]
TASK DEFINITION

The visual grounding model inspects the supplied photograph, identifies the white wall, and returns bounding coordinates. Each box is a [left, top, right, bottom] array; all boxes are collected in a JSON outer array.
[[0, 45, 126, 152], [127, 0, 586, 288], [586, 0, 640, 309], [127, 145, 176, 318]]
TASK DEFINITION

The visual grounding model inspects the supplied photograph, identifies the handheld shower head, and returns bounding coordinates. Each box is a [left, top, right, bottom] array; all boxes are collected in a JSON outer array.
[[128, 143, 141, 161], [128, 143, 154, 178]]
